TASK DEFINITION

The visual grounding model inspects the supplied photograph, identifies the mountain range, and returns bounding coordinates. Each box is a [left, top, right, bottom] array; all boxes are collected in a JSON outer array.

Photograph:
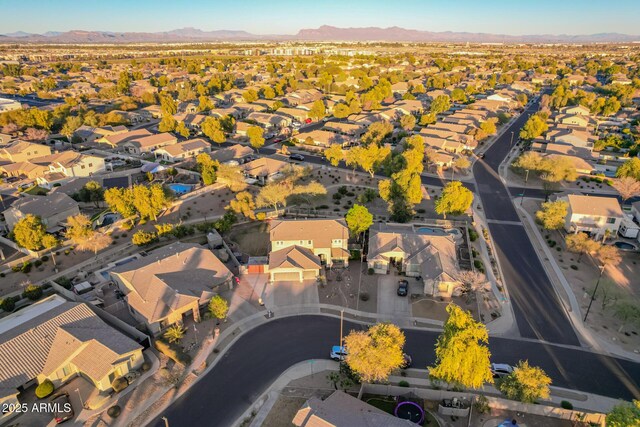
[[1, 26, 638, 43]]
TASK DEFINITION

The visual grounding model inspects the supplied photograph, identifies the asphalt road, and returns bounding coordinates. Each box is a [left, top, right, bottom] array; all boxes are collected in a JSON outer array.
[[473, 100, 580, 346], [151, 315, 640, 427]]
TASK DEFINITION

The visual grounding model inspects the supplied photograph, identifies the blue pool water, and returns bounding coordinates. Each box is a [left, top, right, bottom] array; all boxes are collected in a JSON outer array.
[[168, 183, 194, 194], [416, 227, 447, 236]]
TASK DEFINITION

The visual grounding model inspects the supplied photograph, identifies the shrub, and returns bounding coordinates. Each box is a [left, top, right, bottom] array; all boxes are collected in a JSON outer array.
[[256, 212, 266, 221], [317, 205, 329, 210], [359, 292, 370, 302], [40, 255, 49, 262], [332, 193, 343, 200], [56, 276, 72, 289], [35, 380, 54, 398], [474, 259, 486, 273], [570, 265, 578, 270], [20, 261, 32, 273], [468, 228, 479, 242], [155, 339, 191, 366], [107, 405, 121, 418], [23, 284, 43, 301], [111, 377, 128, 393], [141, 361, 152, 372], [560, 400, 573, 410], [0, 297, 15, 312], [398, 380, 410, 387], [367, 268, 374, 275], [34, 260, 43, 267], [337, 186, 348, 195]]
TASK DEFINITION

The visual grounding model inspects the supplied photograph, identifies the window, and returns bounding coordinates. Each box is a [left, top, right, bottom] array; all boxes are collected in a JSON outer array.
[[81, 165, 85, 169], [88, 163, 93, 167], [606, 218, 616, 224]]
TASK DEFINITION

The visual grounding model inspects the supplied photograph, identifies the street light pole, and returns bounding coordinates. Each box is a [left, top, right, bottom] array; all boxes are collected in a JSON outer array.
[[339, 309, 344, 349], [584, 264, 606, 322], [520, 170, 530, 205], [162, 416, 170, 427], [75, 388, 84, 409], [510, 131, 514, 147]]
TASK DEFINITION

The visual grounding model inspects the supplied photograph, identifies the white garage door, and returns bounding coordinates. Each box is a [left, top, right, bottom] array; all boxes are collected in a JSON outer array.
[[272, 271, 301, 282]]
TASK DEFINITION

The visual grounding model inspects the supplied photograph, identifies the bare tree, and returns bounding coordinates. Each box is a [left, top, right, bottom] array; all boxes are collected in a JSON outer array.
[[612, 177, 640, 203], [458, 270, 487, 301]]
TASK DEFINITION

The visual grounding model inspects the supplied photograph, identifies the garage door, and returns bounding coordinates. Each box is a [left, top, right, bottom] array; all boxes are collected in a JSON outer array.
[[302, 270, 318, 280], [272, 271, 301, 282]]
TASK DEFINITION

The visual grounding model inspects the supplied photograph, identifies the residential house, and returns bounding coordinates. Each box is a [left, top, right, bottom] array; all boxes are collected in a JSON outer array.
[[154, 138, 210, 163], [210, 144, 253, 164], [293, 390, 414, 427], [561, 105, 591, 116], [99, 128, 153, 148], [367, 223, 462, 296], [276, 107, 309, 123], [0, 295, 144, 424], [121, 133, 177, 155], [3, 192, 79, 232], [241, 157, 289, 184], [247, 112, 291, 130], [110, 243, 233, 334], [555, 114, 590, 128], [0, 161, 49, 179], [269, 218, 350, 280], [268, 245, 322, 283], [562, 194, 624, 239], [297, 129, 348, 148], [0, 140, 51, 163]]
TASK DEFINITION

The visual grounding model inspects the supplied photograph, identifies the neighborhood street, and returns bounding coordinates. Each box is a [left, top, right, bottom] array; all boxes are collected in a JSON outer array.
[[150, 315, 640, 427], [473, 99, 580, 345]]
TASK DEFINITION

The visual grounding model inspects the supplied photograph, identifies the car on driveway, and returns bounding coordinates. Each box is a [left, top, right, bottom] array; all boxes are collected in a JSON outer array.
[[330, 345, 347, 361], [289, 153, 305, 162], [51, 392, 74, 424], [397, 279, 409, 296], [490, 363, 514, 378]]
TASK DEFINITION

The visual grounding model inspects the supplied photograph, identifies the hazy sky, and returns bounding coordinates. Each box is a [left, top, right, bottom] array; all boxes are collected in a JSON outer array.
[[3, 0, 640, 35]]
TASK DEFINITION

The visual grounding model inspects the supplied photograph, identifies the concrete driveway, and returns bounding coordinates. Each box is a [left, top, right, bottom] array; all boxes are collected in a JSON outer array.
[[377, 275, 411, 319], [266, 279, 320, 308]]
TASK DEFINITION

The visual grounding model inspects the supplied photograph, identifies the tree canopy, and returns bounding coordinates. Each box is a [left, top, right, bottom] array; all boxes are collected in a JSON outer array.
[[12, 214, 58, 250], [497, 360, 551, 403], [429, 304, 493, 389], [344, 323, 406, 383], [535, 200, 568, 230], [345, 204, 373, 237], [435, 181, 473, 219]]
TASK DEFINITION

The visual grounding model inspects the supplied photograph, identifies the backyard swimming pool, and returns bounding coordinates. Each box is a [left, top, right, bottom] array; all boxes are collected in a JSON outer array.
[[416, 227, 447, 236], [167, 183, 194, 194]]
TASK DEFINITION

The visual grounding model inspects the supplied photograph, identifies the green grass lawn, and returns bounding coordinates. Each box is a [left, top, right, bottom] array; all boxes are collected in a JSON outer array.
[[23, 185, 49, 196], [365, 397, 396, 414]]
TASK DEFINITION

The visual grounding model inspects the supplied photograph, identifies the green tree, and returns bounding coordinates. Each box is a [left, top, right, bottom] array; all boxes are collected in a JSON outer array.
[[65, 214, 111, 254], [247, 126, 265, 151], [132, 230, 157, 246], [614, 302, 640, 333], [429, 304, 493, 389], [116, 71, 131, 95], [324, 144, 344, 167], [242, 89, 258, 103], [606, 400, 640, 427], [349, 144, 391, 177], [362, 121, 393, 145], [159, 93, 177, 115], [197, 95, 214, 112], [158, 114, 177, 132], [201, 117, 226, 144], [419, 113, 437, 126], [565, 232, 600, 261], [480, 118, 497, 136], [333, 103, 351, 119], [175, 121, 190, 138], [535, 200, 568, 230], [208, 295, 229, 320], [77, 180, 104, 208], [451, 88, 467, 103], [196, 153, 218, 186], [61, 115, 83, 141], [228, 191, 256, 220], [163, 324, 186, 344], [104, 187, 136, 217], [343, 323, 406, 383], [454, 156, 471, 172], [308, 99, 326, 121], [497, 360, 551, 403], [12, 214, 57, 250], [519, 113, 548, 140], [435, 181, 473, 219], [345, 204, 373, 239], [131, 184, 170, 221], [399, 114, 416, 132], [617, 158, 640, 180], [256, 182, 290, 214], [430, 95, 451, 114], [217, 163, 248, 192]]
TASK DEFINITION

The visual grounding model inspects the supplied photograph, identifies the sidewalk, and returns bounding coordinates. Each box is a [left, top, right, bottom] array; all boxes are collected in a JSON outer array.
[[516, 200, 640, 362], [240, 361, 615, 427]]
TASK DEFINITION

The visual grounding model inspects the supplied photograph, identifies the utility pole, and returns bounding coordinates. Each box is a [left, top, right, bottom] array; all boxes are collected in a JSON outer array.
[[520, 169, 530, 205], [162, 416, 170, 427], [510, 131, 514, 147], [339, 309, 344, 349], [584, 264, 606, 322]]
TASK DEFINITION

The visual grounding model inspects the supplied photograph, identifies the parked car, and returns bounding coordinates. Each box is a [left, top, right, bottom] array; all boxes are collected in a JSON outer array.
[[273, 137, 284, 143], [289, 154, 305, 162], [401, 353, 412, 369], [330, 345, 347, 361], [490, 363, 514, 378], [397, 279, 409, 296], [51, 392, 74, 424]]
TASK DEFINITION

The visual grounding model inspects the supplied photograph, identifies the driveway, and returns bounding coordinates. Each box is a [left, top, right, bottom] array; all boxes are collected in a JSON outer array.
[[267, 279, 320, 308], [377, 275, 411, 319]]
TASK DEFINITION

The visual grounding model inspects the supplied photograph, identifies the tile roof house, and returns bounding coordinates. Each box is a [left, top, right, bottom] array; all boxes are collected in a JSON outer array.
[[293, 390, 414, 427], [297, 129, 349, 148], [268, 245, 322, 283], [99, 128, 153, 147], [268, 219, 350, 282], [120, 132, 177, 155], [210, 144, 253, 164], [367, 223, 462, 296], [0, 295, 143, 422], [110, 243, 233, 334], [0, 140, 52, 163], [561, 194, 624, 239], [154, 138, 210, 163], [241, 157, 289, 184], [3, 192, 80, 232]]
